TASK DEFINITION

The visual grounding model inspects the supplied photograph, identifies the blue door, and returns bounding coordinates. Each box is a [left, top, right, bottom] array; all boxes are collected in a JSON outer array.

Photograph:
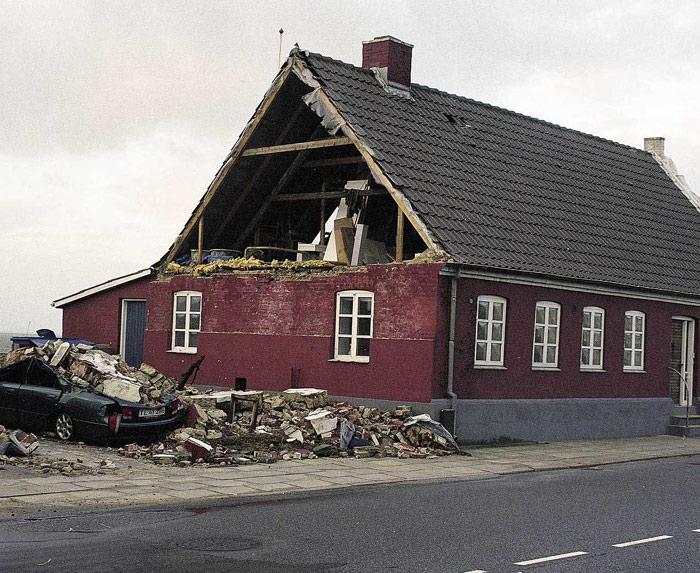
[[122, 300, 146, 367]]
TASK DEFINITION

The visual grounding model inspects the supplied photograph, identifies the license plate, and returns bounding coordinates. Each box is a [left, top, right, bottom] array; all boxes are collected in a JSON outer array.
[[139, 407, 166, 418]]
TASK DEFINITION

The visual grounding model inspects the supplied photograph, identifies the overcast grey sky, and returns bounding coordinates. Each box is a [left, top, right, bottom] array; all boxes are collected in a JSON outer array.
[[1, 1, 698, 334]]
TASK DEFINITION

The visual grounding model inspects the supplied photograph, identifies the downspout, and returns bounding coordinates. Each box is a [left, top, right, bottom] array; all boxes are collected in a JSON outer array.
[[447, 274, 458, 418]]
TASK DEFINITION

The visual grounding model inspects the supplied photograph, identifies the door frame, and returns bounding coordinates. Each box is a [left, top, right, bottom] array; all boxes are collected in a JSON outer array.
[[672, 316, 695, 406], [120, 299, 147, 362]]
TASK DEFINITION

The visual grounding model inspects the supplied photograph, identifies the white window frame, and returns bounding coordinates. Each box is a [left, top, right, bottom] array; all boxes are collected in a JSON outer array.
[[624, 311, 645, 371], [334, 290, 374, 363], [171, 291, 202, 354], [532, 301, 561, 369], [581, 306, 605, 370], [474, 295, 507, 367]]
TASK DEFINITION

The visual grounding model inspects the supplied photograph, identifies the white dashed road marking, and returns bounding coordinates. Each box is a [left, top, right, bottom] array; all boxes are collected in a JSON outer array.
[[513, 551, 588, 566], [461, 570, 487, 573], [612, 535, 673, 548]]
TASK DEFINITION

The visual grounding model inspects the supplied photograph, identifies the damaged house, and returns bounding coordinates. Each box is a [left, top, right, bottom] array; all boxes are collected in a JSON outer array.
[[54, 36, 700, 442]]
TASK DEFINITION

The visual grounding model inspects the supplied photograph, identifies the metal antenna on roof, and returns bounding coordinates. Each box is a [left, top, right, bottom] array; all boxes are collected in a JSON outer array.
[[278, 28, 284, 67]]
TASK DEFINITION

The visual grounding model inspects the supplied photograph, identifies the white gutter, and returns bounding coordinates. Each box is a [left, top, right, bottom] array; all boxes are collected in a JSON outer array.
[[52, 268, 153, 308]]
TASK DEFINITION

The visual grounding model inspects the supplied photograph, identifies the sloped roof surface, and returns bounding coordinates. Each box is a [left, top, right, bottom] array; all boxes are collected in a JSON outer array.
[[302, 52, 700, 297]]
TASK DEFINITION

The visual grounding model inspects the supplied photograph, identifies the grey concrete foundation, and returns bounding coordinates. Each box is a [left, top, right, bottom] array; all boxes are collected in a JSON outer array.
[[454, 398, 675, 443]]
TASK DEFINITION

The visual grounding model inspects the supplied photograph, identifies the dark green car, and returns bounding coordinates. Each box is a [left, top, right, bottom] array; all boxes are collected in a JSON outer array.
[[0, 357, 186, 441]]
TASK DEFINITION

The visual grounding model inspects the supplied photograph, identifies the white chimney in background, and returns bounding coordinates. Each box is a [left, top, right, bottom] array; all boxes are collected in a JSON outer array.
[[644, 137, 665, 156]]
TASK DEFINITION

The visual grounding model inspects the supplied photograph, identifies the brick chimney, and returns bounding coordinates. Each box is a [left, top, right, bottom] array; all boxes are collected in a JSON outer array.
[[362, 36, 413, 88], [644, 137, 665, 156]]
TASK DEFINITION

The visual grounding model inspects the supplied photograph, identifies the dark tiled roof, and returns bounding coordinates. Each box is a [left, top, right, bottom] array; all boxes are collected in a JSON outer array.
[[302, 52, 700, 297]]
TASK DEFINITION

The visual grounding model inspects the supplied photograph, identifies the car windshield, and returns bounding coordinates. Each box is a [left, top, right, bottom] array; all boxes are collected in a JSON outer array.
[[27, 360, 60, 388]]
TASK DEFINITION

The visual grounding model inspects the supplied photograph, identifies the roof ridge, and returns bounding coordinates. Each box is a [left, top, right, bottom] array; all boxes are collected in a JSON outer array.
[[301, 49, 645, 157]]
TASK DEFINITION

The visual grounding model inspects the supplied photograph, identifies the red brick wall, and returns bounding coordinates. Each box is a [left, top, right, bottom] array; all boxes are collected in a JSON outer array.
[[62, 264, 445, 403], [61, 277, 151, 352], [453, 278, 700, 400]]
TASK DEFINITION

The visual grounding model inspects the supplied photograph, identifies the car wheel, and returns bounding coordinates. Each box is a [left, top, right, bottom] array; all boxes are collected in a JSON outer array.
[[54, 413, 74, 440]]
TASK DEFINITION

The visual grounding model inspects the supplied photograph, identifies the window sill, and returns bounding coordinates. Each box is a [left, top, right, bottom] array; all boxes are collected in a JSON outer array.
[[580, 368, 606, 373], [168, 348, 198, 355], [328, 358, 370, 364], [474, 364, 507, 370], [532, 366, 560, 371], [623, 369, 646, 374]]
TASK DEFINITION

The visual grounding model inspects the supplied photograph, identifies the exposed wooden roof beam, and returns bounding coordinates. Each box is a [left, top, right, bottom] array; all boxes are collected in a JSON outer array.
[[274, 189, 386, 202], [241, 137, 353, 157], [303, 156, 365, 169]]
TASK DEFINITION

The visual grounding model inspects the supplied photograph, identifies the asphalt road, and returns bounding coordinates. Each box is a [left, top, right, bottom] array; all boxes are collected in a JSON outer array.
[[2, 455, 700, 572]]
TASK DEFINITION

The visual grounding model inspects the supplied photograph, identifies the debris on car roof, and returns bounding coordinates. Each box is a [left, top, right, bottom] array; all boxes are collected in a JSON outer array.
[[0, 342, 180, 405]]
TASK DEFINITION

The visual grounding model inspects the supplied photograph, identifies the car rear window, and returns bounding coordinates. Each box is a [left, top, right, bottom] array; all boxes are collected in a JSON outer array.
[[0, 361, 30, 384], [26, 361, 60, 388]]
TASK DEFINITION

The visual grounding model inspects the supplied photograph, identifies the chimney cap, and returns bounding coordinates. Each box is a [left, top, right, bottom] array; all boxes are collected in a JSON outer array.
[[644, 136, 665, 156], [362, 36, 414, 48]]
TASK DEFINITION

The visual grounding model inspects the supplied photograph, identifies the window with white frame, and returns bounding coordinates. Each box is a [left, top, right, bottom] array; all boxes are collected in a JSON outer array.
[[532, 301, 560, 368], [171, 291, 202, 353], [624, 311, 645, 371], [335, 291, 373, 362], [474, 296, 507, 366], [581, 306, 604, 369]]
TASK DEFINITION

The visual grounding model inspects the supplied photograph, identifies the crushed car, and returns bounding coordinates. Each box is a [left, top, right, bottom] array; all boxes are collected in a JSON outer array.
[[0, 356, 186, 441]]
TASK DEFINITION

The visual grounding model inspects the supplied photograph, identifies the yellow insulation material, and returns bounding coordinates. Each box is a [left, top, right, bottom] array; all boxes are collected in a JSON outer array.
[[166, 257, 336, 277]]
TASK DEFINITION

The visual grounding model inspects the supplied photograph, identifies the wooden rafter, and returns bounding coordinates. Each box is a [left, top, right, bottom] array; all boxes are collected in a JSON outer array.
[[274, 189, 385, 202], [241, 137, 353, 157], [208, 101, 307, 247]]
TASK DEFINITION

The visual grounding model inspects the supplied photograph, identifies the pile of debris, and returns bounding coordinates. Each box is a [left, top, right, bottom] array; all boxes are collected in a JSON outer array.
[[0, 343, 181, 405], [119, 388, 461, 466], [0, 426, 39, 457], [166, 257, 337, 277]]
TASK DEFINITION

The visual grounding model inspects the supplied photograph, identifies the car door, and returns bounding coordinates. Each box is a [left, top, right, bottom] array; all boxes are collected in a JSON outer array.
[[0, 360, 30, 427], [17, 360, 65, 431]]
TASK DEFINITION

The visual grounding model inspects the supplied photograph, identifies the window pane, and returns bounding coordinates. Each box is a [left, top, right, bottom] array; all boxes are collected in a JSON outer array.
[[357, 317, 371, 336], [634, 353, 642, 367], [175, 313, 186, 329], [593, 313, 602, 329], [535, 307, 545, 324], [477, 301, 489, 320], [582, 330, 591, 346], [635, 316, 643, 331], [634, 333, 643, 350], [624, 333, 632, 349], [547, 327, 557, 344], [188, 332, 198, 348], [593, 331, 602, 348], [174, 331, 186, 347], [189, 314, 200, 331], [337, 337, 351, 355], [357, 338, 370, 357], [581, 348, 590, 364], [338, 317, 352, 335], [583, 312, 591, 328], [490, 343, 502, 362], [624, 349, 632, 366], [533, 345, 543, 363], [358, 297, 372, 316], [592, 349, 601, 366], [491, 323, 503, 342], [534, 326, 544, 344], [546, 345, 556, 364], [476, 321, 488, 341], [548, 307, 559, 325], [176, 296, 187, 312], [625, 315, 633, 331], [339, 297, 353, 315], [492, 302, 504, 321], [475, 342, 487, 361], [190, 296, 201, 312]]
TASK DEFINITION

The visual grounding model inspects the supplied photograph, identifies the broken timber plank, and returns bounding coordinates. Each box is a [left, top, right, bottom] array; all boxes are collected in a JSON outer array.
[[396, 208, 405, 262], [241, 137, 353, 157], [273, 189, 386, 201]]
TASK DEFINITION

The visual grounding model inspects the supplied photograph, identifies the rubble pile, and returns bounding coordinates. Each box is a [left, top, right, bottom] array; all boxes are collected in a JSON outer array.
[[119, 388, 461, 466], [166, 257, 337, 277], [0, 343, 180, 405]]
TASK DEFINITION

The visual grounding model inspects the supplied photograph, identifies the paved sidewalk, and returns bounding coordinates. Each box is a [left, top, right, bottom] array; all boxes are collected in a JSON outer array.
[[2, 435, 700, 517]]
